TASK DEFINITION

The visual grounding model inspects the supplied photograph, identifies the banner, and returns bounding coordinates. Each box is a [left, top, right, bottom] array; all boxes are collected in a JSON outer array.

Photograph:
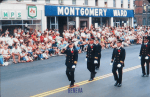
[[45, 5, 134, 17]]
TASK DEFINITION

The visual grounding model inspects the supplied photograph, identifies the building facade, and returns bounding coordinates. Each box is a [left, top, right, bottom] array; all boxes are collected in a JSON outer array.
[[0, 0, 134, 34], [134, 0, 150, 26]]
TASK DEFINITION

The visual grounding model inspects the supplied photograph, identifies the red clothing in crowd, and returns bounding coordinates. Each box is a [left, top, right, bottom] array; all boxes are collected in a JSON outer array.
[[40, 35, 44, 42], [32, 34, 37, 41], [52, 35, 56, 39]]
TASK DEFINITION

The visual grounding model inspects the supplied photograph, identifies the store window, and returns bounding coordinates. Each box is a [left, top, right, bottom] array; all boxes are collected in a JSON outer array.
[[68, 17, 76, 30], [23, 20, 32, 24], [32, 0, 37, 2], [104, 0, 107, 7], [148, 17, 150, 25], [95, 0, 98, 6], [2, 20, 11, 24], [45, 0, 50, 3], [50, 17, 58, 30], [121, 0, 123, 8], [59, 0, 63, 4], [92, 17, 100, 28], [33, 20, 41, 24], [128, 0, 130, 8], [51, 17, 55, 24], [13, 20, 22, 24], [72, 0, 76, 5], [148, 5, 150, 13], [143, 5, 146, 13], [143, 18, 146, 25], [84, 0, 88, 5], [113, 0, 116, 7]]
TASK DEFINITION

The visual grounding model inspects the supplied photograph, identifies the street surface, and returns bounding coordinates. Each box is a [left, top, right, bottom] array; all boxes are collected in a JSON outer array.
[[1, 45, 150, 97]]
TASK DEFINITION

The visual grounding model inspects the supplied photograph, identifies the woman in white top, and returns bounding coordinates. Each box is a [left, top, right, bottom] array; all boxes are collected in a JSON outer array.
[[2, 45, 11, 62], [27, 43, 33, 56]]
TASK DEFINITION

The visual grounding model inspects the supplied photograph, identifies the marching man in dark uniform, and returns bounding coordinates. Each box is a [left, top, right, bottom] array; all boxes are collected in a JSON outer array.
[[95, 39, 102, 70], [63, 43, 78, 87], [139, 36, 150, 77], [86, 39, 99, 81], [110, 39, 126, 87], [142, 31, 150, 44]]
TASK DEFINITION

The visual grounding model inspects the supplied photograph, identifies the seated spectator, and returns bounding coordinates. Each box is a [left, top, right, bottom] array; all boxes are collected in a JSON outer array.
[[2, 45, 11, 62], [32, 50, 38, 60], [20, 50, 27, 63], [27, 43, 33, 56], [46, 41, 54, 56], [36, 47, 43, 60], [25, 53, 33, 62], [76, 44, 81, 53], [12, 44, 21, 63]]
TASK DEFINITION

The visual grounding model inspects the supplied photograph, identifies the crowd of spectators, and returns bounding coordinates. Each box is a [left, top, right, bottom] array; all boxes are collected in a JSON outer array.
[[0, 25, 148, 66]]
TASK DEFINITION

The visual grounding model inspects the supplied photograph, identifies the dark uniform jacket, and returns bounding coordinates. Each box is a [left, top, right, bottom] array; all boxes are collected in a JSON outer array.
[[64, 48, 78, 68], [139, 43, 150, 57], [111, 47, 126, 67], [95, 43, 102, 58], [86, 44, 99, 63]]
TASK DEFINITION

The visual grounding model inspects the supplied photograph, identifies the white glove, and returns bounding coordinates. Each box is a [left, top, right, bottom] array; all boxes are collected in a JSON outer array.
[[138, 56, 141, 59], [94, 60, 98, 64], [110, 62, 113, 65], [145, 56, 149, 60], [85, 58, 87, 61], [72, 65, 76, 68], [117, 64, 121, 68]]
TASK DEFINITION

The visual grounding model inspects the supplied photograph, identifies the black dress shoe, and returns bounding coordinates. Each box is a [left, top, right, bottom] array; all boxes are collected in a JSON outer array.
[[141, 74, 145, 77], [118, 84, 122, 87], [70, 84, 74, 87], [88, 78, 93, 81], [114, 82, 118, 86]]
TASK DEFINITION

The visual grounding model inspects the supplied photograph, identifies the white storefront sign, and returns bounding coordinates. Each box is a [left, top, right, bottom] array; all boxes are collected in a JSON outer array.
[[1, 10, 22, 19]]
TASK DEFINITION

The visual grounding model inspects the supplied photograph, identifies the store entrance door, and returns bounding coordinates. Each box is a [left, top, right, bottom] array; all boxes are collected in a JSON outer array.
[[114, 22, 120, 27], [58, 17, 67, 36], [80, 21, 87, 29], [79, 17, 89, 29]]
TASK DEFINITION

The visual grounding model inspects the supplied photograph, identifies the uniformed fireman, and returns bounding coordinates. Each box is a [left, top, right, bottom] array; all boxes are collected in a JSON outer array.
[[86, 39, 99, 81], [95, 39, 102, 70], [139, 36, 150, 77], [110, 39, 126, 87], [63, 42, 78, 87], [142, 31, 150, 44]]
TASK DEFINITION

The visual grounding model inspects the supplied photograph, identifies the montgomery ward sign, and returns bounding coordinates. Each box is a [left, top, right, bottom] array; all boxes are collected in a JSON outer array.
[[45, 5, 134, 17], [28, 6, 37, 18]]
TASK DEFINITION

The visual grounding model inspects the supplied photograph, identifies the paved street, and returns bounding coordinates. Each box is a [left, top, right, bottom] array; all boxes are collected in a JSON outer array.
[[1, 45, 150, 97]]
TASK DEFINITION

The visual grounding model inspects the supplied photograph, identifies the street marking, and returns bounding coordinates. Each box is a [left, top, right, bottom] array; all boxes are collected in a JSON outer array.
[[31, 65, 141, 97]]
